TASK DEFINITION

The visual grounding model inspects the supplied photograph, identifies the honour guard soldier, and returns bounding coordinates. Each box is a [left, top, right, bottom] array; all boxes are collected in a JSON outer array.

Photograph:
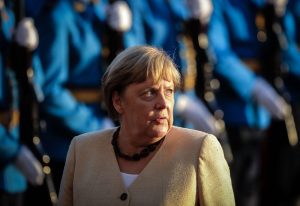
[[208, 0, 300, 205], [0, 1, 44, 205], [26, 0, 132, 193]]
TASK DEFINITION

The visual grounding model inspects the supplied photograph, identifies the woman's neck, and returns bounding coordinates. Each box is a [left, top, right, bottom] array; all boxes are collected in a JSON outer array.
[[118, 126, 162, 150], [117, 130, 161, 155], [115, 138, 165, 174]]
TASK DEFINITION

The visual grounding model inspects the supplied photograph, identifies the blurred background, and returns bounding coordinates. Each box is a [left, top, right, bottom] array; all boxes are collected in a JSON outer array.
[[0, 0, 300, 205]]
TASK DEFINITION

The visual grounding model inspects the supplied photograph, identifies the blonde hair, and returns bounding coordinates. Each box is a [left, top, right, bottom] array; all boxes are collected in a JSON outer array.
[[102, 46, 181, 120]]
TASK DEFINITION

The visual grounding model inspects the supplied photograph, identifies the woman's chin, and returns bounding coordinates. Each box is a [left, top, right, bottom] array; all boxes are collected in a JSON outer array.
[[150, 124, 170, 137]]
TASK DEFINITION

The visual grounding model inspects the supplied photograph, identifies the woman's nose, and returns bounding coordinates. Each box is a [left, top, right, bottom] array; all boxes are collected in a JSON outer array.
[[155, 92, 167, 109]]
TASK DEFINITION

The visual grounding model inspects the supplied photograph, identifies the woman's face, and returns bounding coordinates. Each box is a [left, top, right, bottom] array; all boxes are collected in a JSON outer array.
[[113, 77, 174, 139]]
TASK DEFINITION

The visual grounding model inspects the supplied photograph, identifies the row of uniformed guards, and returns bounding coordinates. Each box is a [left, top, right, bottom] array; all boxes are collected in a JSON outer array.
[[0, 0, 47, 206], [0, 3, 25, 204], [265, 0, 300, 205], [24, 0, 118, 205], [208, 0, 300, 205]]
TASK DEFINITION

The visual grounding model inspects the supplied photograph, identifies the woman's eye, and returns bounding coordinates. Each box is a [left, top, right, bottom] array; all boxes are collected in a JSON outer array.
[[165, 89, 174, 96], [144, 90, 155, 97]]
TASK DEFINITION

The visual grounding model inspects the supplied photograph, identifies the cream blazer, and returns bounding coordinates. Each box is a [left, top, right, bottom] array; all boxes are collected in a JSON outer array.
[[58, 126, 235, 206]]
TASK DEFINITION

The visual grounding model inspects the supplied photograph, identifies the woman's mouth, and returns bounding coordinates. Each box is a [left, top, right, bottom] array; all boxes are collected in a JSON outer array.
[[154, 116, 167, 124]]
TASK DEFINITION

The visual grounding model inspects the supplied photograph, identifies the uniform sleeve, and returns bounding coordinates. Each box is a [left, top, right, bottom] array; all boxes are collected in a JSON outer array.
[[36, 1, 102, 134], [123, 0, 148, 47], [198, 134, 235, 206], [283, 11, 300, 77], [0, 125, 20, 166], [208, 0, 257, 100], [167, 0, 190, 22], [58, 137, 76, 206], [283, 43, 300, 77]]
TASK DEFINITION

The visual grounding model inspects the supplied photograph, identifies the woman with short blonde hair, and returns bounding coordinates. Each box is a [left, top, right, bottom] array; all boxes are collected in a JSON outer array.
[[59, 46, 235, 206]]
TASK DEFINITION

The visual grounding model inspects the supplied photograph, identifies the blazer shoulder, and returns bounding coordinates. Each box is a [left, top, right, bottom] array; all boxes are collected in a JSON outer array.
[[168, 126, 219, 151], [171, 126, 210, 140], [73, 127, 117, 146]]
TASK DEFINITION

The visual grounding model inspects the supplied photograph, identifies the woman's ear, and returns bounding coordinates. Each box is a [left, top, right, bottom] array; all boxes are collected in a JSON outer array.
[[112, 91, 123, 114]]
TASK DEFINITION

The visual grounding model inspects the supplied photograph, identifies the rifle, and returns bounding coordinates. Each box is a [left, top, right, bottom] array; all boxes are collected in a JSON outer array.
[[260, 3, 298, 146], [183, 18, 233, 163], [10, 0, 58, 204]]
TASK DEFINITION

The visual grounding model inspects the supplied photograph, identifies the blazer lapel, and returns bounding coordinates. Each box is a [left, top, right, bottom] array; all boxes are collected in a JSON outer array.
[[127, 133, 169, 204]]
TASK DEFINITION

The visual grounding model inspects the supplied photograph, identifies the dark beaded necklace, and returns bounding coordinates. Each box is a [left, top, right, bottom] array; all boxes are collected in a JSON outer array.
[[111, 127, 165, 161]]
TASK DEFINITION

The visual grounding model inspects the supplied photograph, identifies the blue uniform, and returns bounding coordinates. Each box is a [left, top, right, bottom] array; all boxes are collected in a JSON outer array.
[[285, 0, 300, 101], [28, 0, 115, 194], [143, 0, 188, 69], [0, 3, 26, 194], [208, 0, 300, 205], [33, 0, 111, 162], [209, 0, 300, 128], [292, 0, 300, 45], [209, 0, 269, 129], [0, 0, 45, 197], [125, 0, 189, 72]]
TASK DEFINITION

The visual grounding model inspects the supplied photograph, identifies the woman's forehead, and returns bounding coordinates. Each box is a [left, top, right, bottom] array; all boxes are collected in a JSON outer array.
[[130, 78, 174, 89]]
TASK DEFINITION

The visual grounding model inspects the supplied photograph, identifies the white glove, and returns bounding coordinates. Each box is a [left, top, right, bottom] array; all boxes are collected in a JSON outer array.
[[15, 145, 45, 186], [186, 0, 213, 24], [15, 18, 39, 51], [107, 1, 132, 32], [252, 77, 288, 120], [176, 93, 218, 135], [266, 0, 288, 16]]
